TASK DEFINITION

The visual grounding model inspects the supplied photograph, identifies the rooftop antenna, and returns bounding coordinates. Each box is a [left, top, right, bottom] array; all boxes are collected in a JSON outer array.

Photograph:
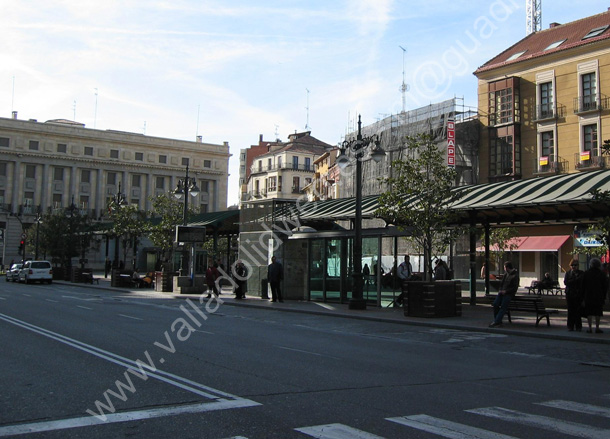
[[94, 87, 98, 128], [274, 124, 280, 141], [399, 46, 410, 113], [305, 88, 310, 130], [526, 0, 542, 35]]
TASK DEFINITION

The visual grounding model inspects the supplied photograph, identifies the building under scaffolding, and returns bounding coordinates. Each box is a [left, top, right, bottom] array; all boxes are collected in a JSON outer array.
[[340, 98, 479, 199]]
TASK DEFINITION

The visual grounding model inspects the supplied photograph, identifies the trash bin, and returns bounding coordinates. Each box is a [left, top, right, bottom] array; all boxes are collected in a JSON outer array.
[[261, 278, 269, 299]]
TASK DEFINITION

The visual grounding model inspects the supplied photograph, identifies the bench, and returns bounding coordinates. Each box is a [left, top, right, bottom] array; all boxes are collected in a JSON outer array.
[[525, 280, 564, 296], [81, 271, 99, 284], [488, 294, 559, 327]]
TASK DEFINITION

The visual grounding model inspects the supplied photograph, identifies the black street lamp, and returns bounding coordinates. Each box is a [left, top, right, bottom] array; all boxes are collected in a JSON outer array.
[[110, 183, 127, 267], [34, 208, 42, 260], [337, 115, 385, 310], [173, 164, 200, 276]]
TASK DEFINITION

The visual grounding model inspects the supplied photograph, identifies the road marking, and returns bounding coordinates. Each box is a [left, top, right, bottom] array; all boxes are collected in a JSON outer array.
[[537, 400, 610, 418], [276, 345, 340, 360], [0, 297, 6, 300], [387, 414, 518, 438], [467, 407, 610, 439], [77, 305, 93, 310], [118, 314, 143, 321], [313, 302, 337, 311], [45, 299, 59, 303], [296, 423, 385, 438], [22, 293, 31, 297], [0, 399, 257, 437]]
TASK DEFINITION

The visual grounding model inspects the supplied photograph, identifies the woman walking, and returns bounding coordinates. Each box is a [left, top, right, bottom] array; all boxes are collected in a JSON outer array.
[[582, 258, 609, 333], [563, 259, 584, 332]]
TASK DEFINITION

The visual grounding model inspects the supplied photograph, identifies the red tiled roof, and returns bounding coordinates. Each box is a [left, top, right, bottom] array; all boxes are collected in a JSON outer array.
[[475, 9, 610, 74]]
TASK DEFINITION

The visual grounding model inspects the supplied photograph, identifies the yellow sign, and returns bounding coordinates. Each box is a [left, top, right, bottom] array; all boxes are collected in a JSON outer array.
[[539, 156, 548, 166]]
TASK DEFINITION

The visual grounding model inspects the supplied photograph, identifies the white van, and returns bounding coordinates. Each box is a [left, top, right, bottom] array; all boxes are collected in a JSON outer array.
[[18, 260, 53, 284]]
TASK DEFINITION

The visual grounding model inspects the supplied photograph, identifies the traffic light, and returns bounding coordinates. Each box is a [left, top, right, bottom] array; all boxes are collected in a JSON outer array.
[[19, 240, 25, 255]]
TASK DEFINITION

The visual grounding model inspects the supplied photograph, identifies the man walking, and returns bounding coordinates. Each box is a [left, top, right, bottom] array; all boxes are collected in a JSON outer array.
[[489, 261, 520, 327], [268, 256, 284, 302]]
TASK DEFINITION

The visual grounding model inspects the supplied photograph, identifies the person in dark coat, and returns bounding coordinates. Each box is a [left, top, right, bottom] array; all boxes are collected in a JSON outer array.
[[489, 261, 520, 327], [563, 259, 584, 332], [233, 260, 248, 299], [205, 261, 220, 298], [267, 256, 283, 302], [582, 258, 609, 333]]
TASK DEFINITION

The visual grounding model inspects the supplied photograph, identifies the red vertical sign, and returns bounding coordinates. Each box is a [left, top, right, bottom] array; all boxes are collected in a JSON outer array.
[[447, 118, 455, 167]]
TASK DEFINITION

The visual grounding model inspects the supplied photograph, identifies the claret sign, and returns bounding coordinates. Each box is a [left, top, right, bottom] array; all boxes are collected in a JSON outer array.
[[447, 117, 455, 167]]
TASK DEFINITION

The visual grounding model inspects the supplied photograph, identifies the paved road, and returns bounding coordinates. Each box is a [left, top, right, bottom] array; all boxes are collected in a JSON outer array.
[[1, 281, 610, 438]]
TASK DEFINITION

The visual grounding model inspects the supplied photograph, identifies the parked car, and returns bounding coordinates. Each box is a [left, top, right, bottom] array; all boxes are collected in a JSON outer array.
[[18, 260, 53, 284], [6, 263, 23, 282]]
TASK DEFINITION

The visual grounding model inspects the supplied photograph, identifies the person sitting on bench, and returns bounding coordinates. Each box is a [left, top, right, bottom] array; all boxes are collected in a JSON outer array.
[[537, 272, 554, 294]]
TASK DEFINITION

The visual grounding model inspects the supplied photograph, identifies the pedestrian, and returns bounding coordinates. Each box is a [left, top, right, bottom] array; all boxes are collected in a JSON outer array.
[[233, 260, 248, 299], [480, 262, 487, 279], [434, 259, 448, 280], [582, 258, 609, 333], [489, 261, 520, 328], [394, 255, 414, 307], [563, 259, 584, 332], [206, 261, 220, 299], [537, 272, 554, 294], [104, 257, 111, 278], [267, 256, 283, 302]]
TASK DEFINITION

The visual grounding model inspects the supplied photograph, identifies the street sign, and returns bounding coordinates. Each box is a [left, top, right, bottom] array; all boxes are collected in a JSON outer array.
[[175, 225, 206, 243], [21, 233, 27, 239]]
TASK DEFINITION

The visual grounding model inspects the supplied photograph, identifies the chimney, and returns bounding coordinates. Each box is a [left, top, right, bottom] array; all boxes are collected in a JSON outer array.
[[196, 135, 202, 143], [11, 111, 17, 119], [259, 134, 263, 142], [549, 22, 561, 28]]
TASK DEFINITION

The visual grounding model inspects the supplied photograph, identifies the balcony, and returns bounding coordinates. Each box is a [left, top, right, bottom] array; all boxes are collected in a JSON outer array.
[[573, 94, 609, 114], [574, 152, 609, 170], [533, 156, 568, 176], [533, 104, 565, 122], [250, 163, 315, 175]]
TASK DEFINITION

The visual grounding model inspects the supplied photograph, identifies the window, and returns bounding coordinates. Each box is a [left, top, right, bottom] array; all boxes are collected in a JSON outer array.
[[84, 146, 94, 156], [135, 152, 143, 161], [57, 143, 67, 153], [29, 140, 39, 151], [110, 149, 119, 159], [292, 156, 299, 170], [488, 77, 520, 126], [182, 157, 189, 166], [0, 163, 6, 176], [583, 25, 609, 40], [159, 155, 167, 164], [53, 167, 64, 181], [506, 50, 526, 61], [25, 165, 36, 179], [204, 160, 211, 168], [81, 170, 91, 183], [52, 194, 62, 208], [544, 39, 565, 51], [132, 175, 141, 187], [80, 196, 89, 209], [0, 137, 8, 148], [257, 160, 262, 172], [200, 203, 208, 213], [305, 157, 311, 171], [268, 176, 277, 191], [23, 192, 34, 212], [292, 176, 300, 192], [489, 125, 521, 178], [278, 156, 282, 168], [539, 82, 554, 118], [156, 177, 165, 189], [581, 72, 597, 109], [200, 181, 209, 192], [541, 131, 554, 160], [107, 172, 117, 185], [583, 124, 598, 153]]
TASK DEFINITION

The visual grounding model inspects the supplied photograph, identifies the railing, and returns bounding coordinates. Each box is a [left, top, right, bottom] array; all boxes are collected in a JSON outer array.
[[533, 156, 568, 175], [250, 163, 314, 174], [574, 152, 609, 170], [573, 94, 609, 114], [533, 104, 565, 121]]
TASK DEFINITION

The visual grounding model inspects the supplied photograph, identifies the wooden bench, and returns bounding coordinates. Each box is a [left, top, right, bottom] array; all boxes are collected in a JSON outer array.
[[488, 295, 559, 327], [525, 280, 564, 296]]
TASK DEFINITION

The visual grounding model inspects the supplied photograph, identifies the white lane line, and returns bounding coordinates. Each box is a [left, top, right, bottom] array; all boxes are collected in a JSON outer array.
[[0, 399, 257, 437], [387, 414, 518, 439], [0, 297, 6, 300], [467, 407, 610, 439], [22, 294, 31, 297], [537, 400, 610, 418], [296, 423, 385, 439], [312, 302, 337, 311], [77, 305, 93, 310], [45, 299, 59, 303], [118, 314, 143, 321], [276, 345, 340, 360]]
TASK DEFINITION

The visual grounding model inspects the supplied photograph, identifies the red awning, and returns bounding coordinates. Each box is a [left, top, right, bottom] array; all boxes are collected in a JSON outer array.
[[478, 235, 571, 252]]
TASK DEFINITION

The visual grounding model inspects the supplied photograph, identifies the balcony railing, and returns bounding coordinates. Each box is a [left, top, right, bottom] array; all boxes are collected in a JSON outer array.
[[574, 152, 609, 170], [533, 156, 568, 175], [533, 104, 565, 121], [573, 94, 609, 114], [250, 163, 314, 174]]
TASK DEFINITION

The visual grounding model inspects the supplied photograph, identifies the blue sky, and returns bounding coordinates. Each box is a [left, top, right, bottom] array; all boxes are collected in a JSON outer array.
[[2, 0, 610, 206]]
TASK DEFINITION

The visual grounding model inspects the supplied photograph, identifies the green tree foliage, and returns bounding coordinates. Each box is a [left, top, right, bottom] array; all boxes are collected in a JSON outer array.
[[37, 209, 92, 268], [147, 194, 196, 261], [377, 133, 462, 280], [484, 227, 520, 274], [107, 203, 148, 268]]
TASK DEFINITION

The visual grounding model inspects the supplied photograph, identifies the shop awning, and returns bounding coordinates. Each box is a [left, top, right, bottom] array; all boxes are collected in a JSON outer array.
[[477, 235, 571, 252]]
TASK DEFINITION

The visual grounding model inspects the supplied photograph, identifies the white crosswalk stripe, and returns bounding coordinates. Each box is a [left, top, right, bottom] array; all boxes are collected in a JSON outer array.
[[537, 399, 610, 418], [387, 414, 519, 438], [467, 406, 610, 439], [295, 423, 386, 438]]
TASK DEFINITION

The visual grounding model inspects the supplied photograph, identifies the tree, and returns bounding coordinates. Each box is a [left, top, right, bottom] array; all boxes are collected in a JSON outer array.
[[107, 204, 148, 269], [377, 133, 462, 281], [37, 209, 92, 269], [483, 227, 520, 274]]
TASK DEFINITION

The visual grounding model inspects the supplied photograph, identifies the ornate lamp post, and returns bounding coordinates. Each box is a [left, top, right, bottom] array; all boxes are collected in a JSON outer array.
[[173, 164, 200, 276], [337, 115, 385, 310], [34, 208, 42, 260]]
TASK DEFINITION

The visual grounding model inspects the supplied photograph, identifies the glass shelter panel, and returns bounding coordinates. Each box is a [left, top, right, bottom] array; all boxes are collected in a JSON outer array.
[[310, 239, 324, 301]]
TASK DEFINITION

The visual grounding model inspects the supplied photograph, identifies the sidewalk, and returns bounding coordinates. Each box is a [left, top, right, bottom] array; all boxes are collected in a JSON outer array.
[[53, 273, 610, 345]]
